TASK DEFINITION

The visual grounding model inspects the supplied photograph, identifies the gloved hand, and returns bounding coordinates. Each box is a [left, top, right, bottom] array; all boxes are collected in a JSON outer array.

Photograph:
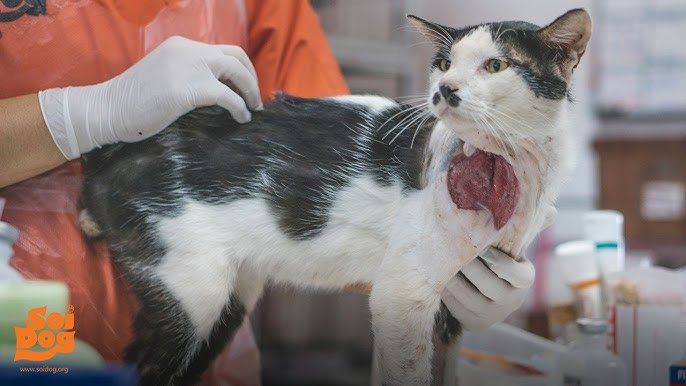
[[39, 36, 263, 160], [440, 247, 535, 331]]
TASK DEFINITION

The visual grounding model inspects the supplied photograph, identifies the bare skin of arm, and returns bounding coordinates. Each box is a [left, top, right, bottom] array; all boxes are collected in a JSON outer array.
[[0, 94, 67, 188]]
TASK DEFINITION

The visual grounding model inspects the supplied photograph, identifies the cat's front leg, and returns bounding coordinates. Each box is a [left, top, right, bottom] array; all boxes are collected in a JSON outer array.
[[370, 259, 442, 385]]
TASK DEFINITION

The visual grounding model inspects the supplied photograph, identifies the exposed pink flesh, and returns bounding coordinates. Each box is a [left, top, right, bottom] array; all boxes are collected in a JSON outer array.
[[447, 148, 519, 230]]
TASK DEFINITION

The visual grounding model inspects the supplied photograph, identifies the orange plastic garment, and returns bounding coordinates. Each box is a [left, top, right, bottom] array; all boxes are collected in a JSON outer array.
[[244, 0, 349, 100], [0, 0, 348, 384]]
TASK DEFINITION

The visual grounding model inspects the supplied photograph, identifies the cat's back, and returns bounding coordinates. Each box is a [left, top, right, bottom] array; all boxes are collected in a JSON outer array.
[[81, 94, 433, 242], [83, 94, 401, 200]]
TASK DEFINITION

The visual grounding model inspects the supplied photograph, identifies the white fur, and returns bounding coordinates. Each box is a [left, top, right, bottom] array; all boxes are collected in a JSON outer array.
[[150, 25, 577, 385], [155, 175, 401, 335], [427, 26, 575, 256]]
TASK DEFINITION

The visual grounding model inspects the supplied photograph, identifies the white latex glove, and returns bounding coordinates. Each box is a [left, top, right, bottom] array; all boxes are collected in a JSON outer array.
[[39, 36, 263, 160], [441, 247, 535, 331]]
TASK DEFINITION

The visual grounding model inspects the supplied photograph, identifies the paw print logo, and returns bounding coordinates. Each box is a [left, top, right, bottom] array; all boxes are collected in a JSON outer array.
[[0, 0, 47, 23]]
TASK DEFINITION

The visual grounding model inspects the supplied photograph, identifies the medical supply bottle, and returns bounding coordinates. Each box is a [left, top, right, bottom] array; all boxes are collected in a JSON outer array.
[[583, 210, 625, 275], [0, 221, 21, 282], [557, 318, 628, 386], [583, 210, 624, 318], [0, 220, 105, 370]]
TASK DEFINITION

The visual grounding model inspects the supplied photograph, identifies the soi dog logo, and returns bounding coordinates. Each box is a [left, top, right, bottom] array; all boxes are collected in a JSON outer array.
[[14, 305, 75, 362]]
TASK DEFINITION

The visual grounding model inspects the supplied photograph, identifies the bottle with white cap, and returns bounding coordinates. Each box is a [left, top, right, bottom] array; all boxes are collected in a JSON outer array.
[[584, 210, 625, 318], [557, 318, 628, 386], [583, 210, 625, 275]]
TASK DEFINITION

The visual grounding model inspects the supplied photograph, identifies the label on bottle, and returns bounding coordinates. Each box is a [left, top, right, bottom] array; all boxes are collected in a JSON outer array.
[[671, 360, 686, 385]]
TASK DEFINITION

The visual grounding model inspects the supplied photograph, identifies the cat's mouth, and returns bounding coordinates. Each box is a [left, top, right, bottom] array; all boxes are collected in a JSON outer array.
[[446, 142, 520, 230]]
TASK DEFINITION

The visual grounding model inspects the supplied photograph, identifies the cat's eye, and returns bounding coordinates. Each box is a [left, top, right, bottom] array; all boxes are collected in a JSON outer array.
[[485, 58, 509, 73], [437, 58, 451, 72]]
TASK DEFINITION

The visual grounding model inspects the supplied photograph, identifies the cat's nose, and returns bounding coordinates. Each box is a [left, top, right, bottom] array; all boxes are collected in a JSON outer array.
[[438, 84, 461, 107]]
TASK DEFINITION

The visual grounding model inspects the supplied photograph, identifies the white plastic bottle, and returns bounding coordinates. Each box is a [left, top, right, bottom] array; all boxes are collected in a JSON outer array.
[[557, 318, 628, 386], [0, 220, 105, 368], [0, 220, 22, 281], [583, 210, 625, 275], [583, 210, 624, 318]]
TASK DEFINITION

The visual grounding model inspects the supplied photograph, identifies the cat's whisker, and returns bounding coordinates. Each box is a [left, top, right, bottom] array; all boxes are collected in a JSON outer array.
[[394, 94, 429, 101], [477, 112, 513, 159], [494, 104, 554, 135], [434, 25, 455, 45], [495, 28, 517, 42], [466, 97, 538, 152], [481, 110, 553, 170], [466, 100, 516, 158], [388, 110, 431, 145], [473, 96, 549, 133], [377, 104, 425, 133], [382, 107, 428, 140], [393, 98, 430, 106], [407, 24, 453, 49], [489, 110, 555, 172], [400, 27, 452, 50], [483, 110, 519, 151], [485, 106, 540, 136], [493, 23, 503, 43], [410, 114, 435, 149], [406, 41, 436, 49], [395, 93, 429, 98], [498, 103, 550, 120]]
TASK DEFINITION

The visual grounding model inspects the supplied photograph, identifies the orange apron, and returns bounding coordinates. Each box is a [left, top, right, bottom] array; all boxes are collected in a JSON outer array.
[[0, 0, 347, 383]]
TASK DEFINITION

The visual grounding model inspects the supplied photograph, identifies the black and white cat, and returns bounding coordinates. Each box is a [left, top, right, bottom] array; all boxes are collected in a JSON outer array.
[[80, 9, 591, 386]]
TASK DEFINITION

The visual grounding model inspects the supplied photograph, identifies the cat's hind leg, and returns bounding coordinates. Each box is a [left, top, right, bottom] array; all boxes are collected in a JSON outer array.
[[122, 244, 252, 386], [125, 286, 246, 386]]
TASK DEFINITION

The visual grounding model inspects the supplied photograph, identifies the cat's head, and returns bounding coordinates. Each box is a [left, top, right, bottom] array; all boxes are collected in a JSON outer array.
[[409, 9, 592, 152]]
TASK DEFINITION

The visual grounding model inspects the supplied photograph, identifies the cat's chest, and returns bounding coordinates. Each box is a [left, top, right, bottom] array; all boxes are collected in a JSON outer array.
[[422, 135, 551, 259]]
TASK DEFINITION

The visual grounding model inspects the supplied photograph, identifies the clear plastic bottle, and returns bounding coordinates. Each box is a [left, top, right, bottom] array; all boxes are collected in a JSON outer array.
[[557, 318, 628, 386]]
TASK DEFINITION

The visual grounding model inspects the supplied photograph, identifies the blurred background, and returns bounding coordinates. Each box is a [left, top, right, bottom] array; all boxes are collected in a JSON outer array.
[[255, 1, 686, 385]]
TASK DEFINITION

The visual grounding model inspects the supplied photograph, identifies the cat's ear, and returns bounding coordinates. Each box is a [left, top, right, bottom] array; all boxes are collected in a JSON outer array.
[[537, 8, 592, 77], [407, 15, 454, 49]]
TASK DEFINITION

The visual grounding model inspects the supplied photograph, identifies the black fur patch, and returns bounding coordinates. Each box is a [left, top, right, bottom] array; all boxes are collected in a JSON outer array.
[[421, 19, 571, 100], [488, 22, 569, 100], [125, 283, 246, 386], [434, 301, 462, 345], [176, 296, 246, 386], [83, 94, 434, 242]]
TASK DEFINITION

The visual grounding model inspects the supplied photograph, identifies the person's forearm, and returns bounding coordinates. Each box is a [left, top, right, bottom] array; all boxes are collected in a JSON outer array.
[[1, 38, 261, 189], [0, 94, 67, 188]]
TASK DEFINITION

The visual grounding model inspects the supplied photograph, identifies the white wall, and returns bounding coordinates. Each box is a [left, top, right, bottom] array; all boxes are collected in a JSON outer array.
[[406, 0, 599, 241]]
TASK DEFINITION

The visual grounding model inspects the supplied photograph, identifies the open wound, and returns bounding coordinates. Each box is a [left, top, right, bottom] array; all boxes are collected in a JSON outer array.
[[447, 144, 519, 229]]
